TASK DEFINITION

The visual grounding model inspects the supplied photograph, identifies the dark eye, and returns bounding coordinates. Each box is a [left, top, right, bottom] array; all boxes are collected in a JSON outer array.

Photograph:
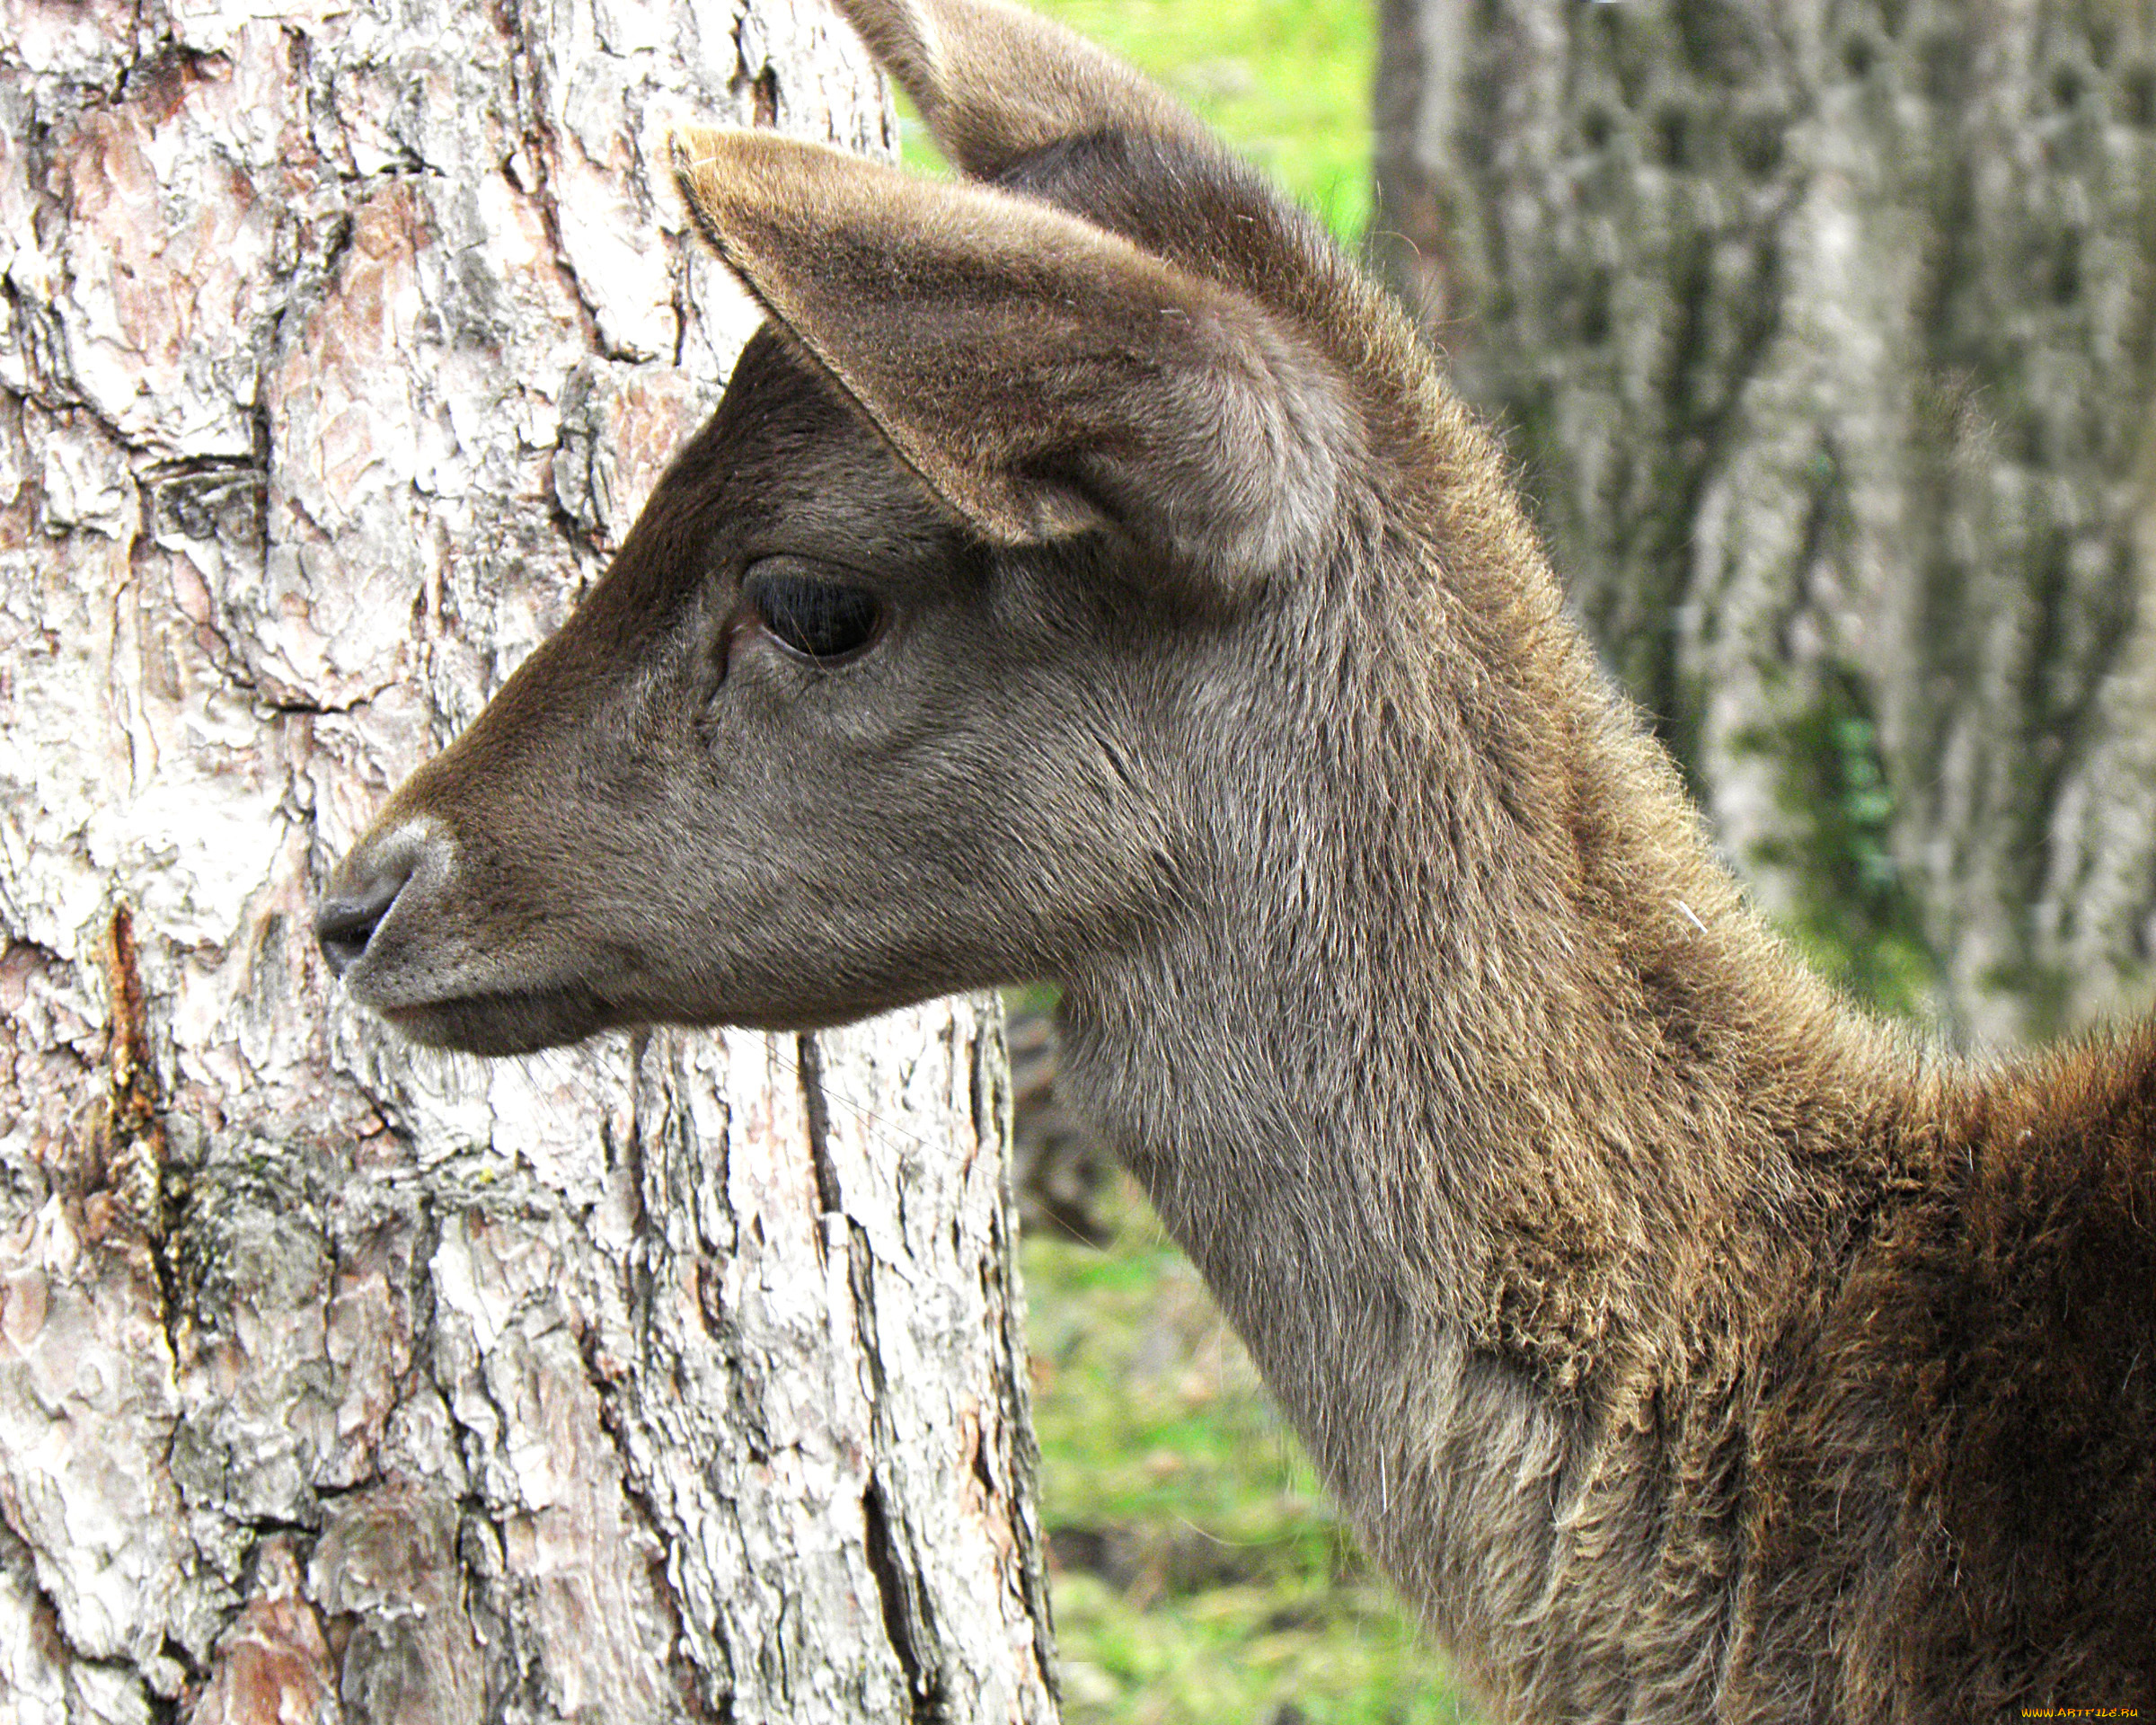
[[743, 562, 885, 662]]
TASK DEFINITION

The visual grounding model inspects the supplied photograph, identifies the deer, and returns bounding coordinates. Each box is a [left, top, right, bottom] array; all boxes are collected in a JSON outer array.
[[314, 0, 2156, 1717]]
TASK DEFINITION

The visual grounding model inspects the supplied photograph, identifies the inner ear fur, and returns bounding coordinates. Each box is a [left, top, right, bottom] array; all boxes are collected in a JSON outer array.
[[672, 127, 1349, 579]]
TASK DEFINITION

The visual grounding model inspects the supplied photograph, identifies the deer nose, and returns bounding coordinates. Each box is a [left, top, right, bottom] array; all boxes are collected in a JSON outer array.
[[315, 850, 416, 977]]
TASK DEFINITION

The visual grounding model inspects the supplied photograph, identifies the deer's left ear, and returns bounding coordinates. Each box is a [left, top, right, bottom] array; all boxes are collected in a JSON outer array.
[[672, 128, 1348, 580]]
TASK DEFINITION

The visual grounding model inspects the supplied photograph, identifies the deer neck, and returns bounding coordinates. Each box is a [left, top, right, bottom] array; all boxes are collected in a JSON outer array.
[[1051, 526, 1917, 1689]]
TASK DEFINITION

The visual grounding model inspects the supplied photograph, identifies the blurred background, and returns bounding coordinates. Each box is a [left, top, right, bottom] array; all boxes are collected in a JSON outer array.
[[953, 2, 2156, 1719]]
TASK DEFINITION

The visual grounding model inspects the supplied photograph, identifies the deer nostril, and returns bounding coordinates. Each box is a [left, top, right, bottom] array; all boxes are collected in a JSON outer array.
[[315, 862, 412, 978]]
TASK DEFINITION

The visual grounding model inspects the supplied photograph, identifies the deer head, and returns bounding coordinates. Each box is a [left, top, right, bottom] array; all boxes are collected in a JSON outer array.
[[315, 0, 1396, 1057]]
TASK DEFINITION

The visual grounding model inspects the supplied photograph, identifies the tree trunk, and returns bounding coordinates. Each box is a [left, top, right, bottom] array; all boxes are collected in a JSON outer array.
[[0, 1, 1058, 1720], [1374, 0, 2156, 1045]]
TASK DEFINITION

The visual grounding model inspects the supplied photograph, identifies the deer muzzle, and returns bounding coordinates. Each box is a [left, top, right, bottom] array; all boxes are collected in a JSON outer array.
[[314, 821, 449, 987]]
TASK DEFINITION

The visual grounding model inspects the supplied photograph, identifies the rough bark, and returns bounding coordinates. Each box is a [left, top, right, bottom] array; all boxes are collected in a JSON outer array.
[[1375, 0, 2156, 1044], [0, 1, 1057, 1720]]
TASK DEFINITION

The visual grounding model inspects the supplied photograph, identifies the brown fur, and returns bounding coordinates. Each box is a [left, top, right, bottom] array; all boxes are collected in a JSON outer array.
[[318, 3, 2156, 1715]]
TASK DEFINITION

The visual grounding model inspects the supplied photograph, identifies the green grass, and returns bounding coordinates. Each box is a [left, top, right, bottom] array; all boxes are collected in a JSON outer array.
[[897, 0, 1378, 246], [1024, 1174, 1480, 1723]]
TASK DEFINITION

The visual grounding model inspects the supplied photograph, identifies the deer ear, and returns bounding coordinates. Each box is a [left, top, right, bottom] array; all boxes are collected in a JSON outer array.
[[826, 0, 1203, 179], [671, 127, 1345, 576]]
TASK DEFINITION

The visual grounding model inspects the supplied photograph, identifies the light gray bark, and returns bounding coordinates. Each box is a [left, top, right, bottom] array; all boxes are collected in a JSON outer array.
[[0, 1, 1057, 1720], [1375, 0, 2156, 1044]]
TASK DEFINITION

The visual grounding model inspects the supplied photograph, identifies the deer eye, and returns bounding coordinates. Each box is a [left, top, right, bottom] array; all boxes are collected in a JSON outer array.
[[743, 562, 885, 663]]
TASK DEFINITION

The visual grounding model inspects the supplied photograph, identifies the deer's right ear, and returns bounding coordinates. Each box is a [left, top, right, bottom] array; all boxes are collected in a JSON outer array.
[[672, 128, 1348, 583]]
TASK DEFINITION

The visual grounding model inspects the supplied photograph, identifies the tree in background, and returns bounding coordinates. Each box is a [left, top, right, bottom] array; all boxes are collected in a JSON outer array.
[[0, 0, 1055, 1719], [1375, 0, 2156, 1043]]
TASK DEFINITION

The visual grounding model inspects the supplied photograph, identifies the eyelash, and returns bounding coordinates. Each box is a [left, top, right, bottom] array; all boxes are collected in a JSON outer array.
[[742, 568, 885, 663]]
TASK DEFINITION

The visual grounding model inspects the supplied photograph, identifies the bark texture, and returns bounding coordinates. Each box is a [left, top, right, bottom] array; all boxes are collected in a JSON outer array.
[[1374, 0, 2156, 1044], [0, 1, 1057, 1720]]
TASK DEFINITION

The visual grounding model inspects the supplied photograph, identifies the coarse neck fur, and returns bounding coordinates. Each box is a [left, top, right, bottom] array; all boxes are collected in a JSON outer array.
[[1055, 387, 1929, 1714]]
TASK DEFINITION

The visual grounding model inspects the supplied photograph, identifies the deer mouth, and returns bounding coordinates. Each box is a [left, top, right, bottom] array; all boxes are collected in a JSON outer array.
[[378, 982, 617, 1057]]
